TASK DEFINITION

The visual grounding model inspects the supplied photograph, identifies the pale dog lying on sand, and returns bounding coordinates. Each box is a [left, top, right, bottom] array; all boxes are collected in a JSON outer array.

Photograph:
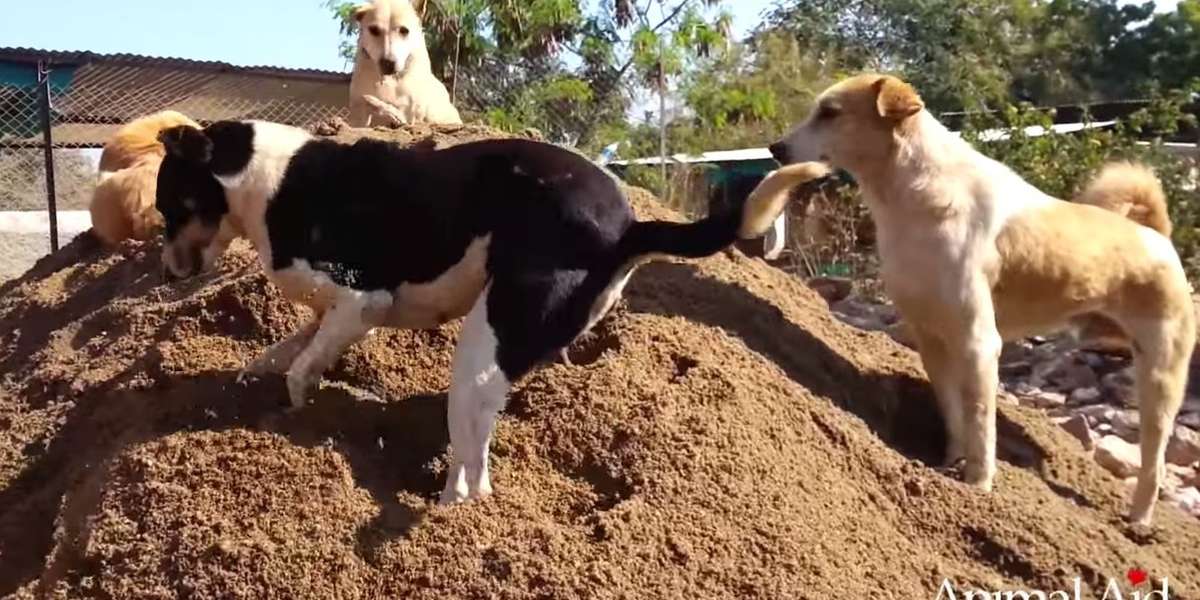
[[347, 0, 461, 127], [744, 74, 1193, 525]]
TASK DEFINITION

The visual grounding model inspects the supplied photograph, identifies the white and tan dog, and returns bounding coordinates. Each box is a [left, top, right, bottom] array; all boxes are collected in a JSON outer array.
[[745, 74, 1194, 525], [347, 0, 461, 127]]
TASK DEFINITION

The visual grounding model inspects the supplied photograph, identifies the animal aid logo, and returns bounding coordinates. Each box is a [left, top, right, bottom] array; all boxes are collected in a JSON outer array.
[[935, 569, 1171, 600]]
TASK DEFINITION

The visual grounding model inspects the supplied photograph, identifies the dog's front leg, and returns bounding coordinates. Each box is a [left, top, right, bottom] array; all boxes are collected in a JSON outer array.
[[956, 288, 1003, 491], [912, 327, 966, 467], [284, 295, 373, 410], [238, 318, 322, 383]]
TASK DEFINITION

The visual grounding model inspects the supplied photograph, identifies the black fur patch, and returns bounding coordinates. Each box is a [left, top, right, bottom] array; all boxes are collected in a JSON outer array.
[[263, 137, 635, 291]]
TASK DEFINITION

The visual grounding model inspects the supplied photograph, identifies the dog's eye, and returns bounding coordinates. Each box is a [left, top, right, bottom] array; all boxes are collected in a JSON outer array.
[[368, 25, 383, 36], [398, 26, 410, 36]]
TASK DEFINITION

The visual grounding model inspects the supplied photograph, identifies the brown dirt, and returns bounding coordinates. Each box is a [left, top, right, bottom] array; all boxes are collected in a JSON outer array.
[[1, 124, 1199, 600]]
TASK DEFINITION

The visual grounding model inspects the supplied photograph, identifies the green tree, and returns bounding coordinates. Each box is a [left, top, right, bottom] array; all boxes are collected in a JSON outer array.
[[324, 0, 731, 146]]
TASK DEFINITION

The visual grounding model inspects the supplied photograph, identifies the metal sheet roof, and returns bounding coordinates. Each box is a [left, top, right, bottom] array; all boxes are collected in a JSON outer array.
[[0, 47, 351, 146]]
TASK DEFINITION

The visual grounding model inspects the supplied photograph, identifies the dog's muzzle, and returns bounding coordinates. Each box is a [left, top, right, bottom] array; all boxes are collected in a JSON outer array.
[[378, 58, 397, 75], [769, 142, 791, 164], [161, 242, 204, 282]]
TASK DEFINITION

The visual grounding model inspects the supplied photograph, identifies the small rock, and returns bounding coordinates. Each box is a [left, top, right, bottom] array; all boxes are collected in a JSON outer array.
[[1011, 381, 1038, 397], [1057, 414, 1096, 450], [996, 389, 1020, 407], [1109, 409, 1141, 443], [808, 276, 854, 304], [1022, 390, 1067, 410], [1074, 402, 1114, 423], [1182, 397, 1200, 414], [1101, 369, 1136, 406], [885, 321, 916, 348], [1181, 412, 1200, 430], [1165, 486, 1200, 517], [1096, 422, 1114, 436], [1166, 425, 1200, 467], [1000, 360, 1033, 379], [834, 313, 883, 332], [1032, 357, 1098, 391], [1068, 387, 1103, 406], [1095, 435, 1141, 478], [1166, 463, 1193, 485], [1078, 352, 1106, 369]]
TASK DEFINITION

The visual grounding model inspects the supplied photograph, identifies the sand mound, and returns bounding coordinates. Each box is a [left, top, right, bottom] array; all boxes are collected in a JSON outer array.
[[1, 125, 1199, 600]]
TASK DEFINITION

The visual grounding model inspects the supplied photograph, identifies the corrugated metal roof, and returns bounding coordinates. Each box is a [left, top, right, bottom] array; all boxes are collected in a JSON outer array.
[[0, 47, 351, 146], [0, 47, 350, 82]]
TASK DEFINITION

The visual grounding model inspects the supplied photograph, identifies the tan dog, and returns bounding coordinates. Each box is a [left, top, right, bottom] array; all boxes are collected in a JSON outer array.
[[347, 0, 461, 127], [90, 110, 199, 245], [747, 74, 1194, 525]]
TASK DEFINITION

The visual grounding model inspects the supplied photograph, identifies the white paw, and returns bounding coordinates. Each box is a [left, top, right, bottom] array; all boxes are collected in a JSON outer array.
[[439, 463, 471, 505], [962, 463, 995, 492], [285, 371, 313, 410]]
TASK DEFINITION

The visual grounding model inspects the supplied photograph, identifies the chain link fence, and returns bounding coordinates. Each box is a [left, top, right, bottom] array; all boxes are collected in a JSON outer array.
[[1, 49, 786, 280]]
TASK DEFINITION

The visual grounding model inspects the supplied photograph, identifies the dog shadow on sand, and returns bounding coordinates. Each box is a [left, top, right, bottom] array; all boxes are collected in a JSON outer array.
[[625, 261, 1050, 483]]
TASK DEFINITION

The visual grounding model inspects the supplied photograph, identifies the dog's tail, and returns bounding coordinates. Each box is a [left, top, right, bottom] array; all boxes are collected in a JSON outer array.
[[737, 162, 833, 238], [1075, 161, 1171, 238], [617, 161, 833, 261]]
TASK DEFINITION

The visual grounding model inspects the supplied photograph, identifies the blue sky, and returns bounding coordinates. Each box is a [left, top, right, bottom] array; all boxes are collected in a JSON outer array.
[[0, 0, 776, 72], [0, 0, 1176, 73]]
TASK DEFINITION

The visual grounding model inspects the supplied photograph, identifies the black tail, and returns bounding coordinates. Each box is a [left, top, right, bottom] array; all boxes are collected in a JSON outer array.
[[617, 209, 741, 261]]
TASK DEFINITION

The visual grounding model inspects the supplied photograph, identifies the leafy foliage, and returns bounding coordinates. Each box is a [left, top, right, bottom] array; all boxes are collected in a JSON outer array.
[[324, 0, 731, 146], [961, 89, 1200, 277]]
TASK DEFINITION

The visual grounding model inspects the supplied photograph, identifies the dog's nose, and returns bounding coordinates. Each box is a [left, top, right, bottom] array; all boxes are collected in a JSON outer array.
[[378, 58, 397, 75], [769, 142, 790, 164]]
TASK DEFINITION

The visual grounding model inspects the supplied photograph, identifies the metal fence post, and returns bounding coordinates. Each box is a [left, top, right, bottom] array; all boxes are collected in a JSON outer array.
[[37, 60, 59, 252]]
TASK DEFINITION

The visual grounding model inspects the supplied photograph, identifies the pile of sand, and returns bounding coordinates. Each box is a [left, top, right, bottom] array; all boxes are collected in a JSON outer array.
[[1, 124, 1198, 600]]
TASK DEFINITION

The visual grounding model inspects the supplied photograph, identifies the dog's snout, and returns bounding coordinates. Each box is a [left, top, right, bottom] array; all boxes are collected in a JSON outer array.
[[769, 142, 790, 164], [378, 58, 397, 75]]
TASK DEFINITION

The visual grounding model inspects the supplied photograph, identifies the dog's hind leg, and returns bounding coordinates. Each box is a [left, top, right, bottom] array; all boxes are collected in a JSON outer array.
[[440, 286, 511, 504], [284, 294, 374, 410], [912, 327, 966, 467], [439, 269, 599, 504], [1126, 315, 1193, 525]]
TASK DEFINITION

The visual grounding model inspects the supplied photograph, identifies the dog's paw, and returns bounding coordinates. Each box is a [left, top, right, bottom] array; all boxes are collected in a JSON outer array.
[[438, 463, 471, 505], [285, 372, 314, 411], [235, 367, 262, 386], [961, 466, 995, 492]]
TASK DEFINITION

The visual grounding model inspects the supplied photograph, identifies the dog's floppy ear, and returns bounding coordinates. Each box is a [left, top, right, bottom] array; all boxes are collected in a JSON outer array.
[[874, 76, 924, 121], [353, 3, 372, 22], [158, 125, 212, 164]]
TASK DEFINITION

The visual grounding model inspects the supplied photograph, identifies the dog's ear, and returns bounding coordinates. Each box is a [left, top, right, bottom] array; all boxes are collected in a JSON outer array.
[[353, 4, 372, 22], [158, 125, 212, 164], [874, 76, 924, 121], [410, 0, 427, 16]]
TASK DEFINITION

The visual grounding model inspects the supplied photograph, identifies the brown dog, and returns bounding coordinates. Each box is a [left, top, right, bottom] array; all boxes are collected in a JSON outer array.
[[749, 74, 1194, 525], [90, 110, 199, 245]]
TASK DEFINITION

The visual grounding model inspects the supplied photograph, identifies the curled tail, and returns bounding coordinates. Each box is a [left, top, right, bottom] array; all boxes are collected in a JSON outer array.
[[1075, 161, 1171, 237], [617, 161, 834, 261], [737, 162, 833, 238]]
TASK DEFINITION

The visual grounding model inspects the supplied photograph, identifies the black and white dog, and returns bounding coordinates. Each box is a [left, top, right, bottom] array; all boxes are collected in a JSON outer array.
[[154, 120, 823, 504]]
